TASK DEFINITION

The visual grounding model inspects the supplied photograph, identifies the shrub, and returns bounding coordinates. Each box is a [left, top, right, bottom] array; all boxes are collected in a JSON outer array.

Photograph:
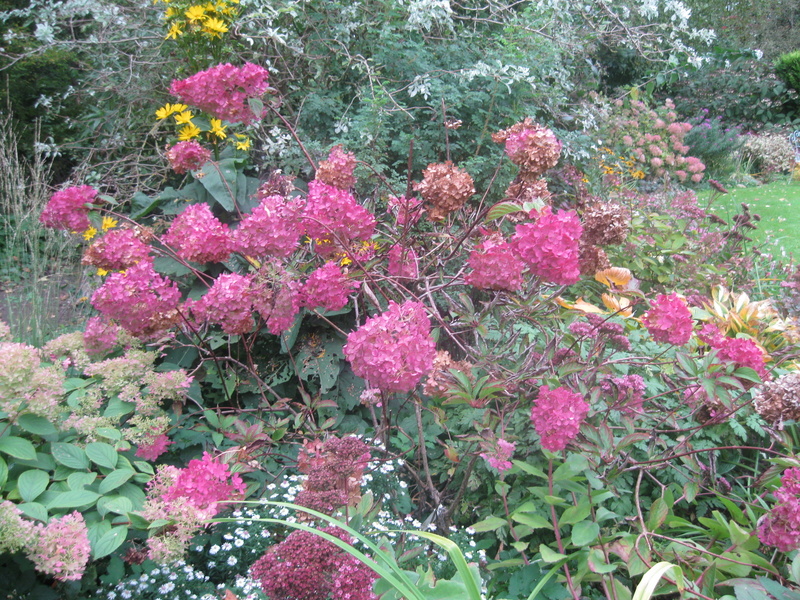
[[682, 114, 743, 177], [775, 50, 800, 93], [739, 130, 796, 176]]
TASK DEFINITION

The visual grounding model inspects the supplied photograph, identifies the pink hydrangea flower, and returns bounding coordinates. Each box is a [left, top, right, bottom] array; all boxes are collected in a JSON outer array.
[[91, 261, 182, 338], [315, 145, 357, 189], [530, 385, 589, 452], [28, 512, 91, 582], [343, 301, 436, 393], [716, 337, 770, 380], [387, 244, 419, 279], [166, 140, 212, 174], [481, 438, 516, 472], [162, 203, 232, 263], [642, 293, 693, 346], [162, 452, 246, 514], [40, 185, 98, 231], [465, 234, 524, 291], [302, 262, 357, 311], [191, 272, 254, 335], [263, 283, 303, 335], [233, 194, 305, 258], [759, 467, 800, 552], [82, 228, 151, 271], [169, 62, 270, 124], [135, 432, 173, 461], [388, 195, 423, 227], [0, 342, 64, 420], [513, 207, 582, 285], [83, 316, 121, 357], [303, 181, 376, 257]]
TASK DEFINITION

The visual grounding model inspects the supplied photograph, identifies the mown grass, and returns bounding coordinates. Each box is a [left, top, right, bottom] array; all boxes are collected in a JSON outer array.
[[704, 179, 800, 260]]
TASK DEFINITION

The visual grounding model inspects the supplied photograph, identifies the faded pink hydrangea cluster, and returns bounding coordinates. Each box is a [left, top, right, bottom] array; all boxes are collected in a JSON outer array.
[[166, 140, 212, 174], [251, 527, 377, 600], [642, 293, 694, 346], [135, 432, 173, 461], [315, 145, 357, 190], [387, 244, 419, 279], [465, 232, 524, 291], [190, 272, 254, 334], [700, 324, 770, 380], [303, 181, 376, 256], [83, 316, 123, 357], [169, 62, 270, 124], [27, 512, 91, 582], [759, 467, 800, 552], [480, 438, 516, 472], [513, 207, 582, 285], [0, 341, 64, 421], [257, 280, 303, 335], [162, 203, 232, 263], [343, 301, 435, 393], [600, 374, 646, 414], [530, 385, 589, 452], [82, 228, 151, 271], [39, 185, 98, 231], [503, 124, 562, 175], [302, 262, 357, 311], [91, 261, 182, 338], [233, 193, 305, 258], [388, 194, 423, 227]]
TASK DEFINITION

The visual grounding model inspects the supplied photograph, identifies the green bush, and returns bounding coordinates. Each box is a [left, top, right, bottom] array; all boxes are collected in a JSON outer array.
[[683, 114, 743, 177], [775, 49, 800, 93]]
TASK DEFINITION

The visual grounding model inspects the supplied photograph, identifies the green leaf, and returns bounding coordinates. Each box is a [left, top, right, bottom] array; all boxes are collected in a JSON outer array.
[[632, 561, 684, 600], [485, 201, 523, 222], [94, 427, 121, 441], [0, 455, 7, 490], [198, 158, 239, 211], [511, 512, 551, 529], [648, 498, 669, 530], [51, 443, 90, 470], [85, 442, 118, 470], [571, 521, 600, 546], [97, 496, 133, 518], [18, 501, 47, 522], [67, 472, 97, 490], [0, 436, 37, 460], [99, 469, 135, 494], [539, 544, 567, 563], [560, 502, 591, 526], [46, 489, 100, 509], [93, 526, 128, 559], [17, 469, 49, 502], [470, 516, 507, 532], [16, 414, 57, 436]]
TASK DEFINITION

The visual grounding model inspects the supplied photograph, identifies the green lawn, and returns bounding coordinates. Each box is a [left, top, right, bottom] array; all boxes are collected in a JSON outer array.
[[704, 179, 800, 260]]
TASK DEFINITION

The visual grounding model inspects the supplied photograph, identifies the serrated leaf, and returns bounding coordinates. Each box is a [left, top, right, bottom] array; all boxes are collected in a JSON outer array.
[[485, 201, 523, 222], [93, 526, 128, 559], [16, 414, 57, 436], [85, 442, 118, 469], [46, 489, 100, 509], [51, 443, 90, 470], [97, 496, 133, 518], [0, 455, 7, 490], [511, 512, 551, 529], [18, 501, 47, 522], [17, 469, 49, 502], [0, 436, 37, 460], [99, 469, 134, 494]]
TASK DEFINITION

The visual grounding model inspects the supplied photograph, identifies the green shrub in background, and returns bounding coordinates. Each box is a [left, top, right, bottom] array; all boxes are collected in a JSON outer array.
[[683, 113, 743, 177], [775, 49, 800, 93]]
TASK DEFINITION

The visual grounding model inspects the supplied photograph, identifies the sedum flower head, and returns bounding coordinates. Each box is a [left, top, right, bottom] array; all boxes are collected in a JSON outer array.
[[40, 185, 99, 232], [530, 385, 589, 452], [343, 300, 435, 393]]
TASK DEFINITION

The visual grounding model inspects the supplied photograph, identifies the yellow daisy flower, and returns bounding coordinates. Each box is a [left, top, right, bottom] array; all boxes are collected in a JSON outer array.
[[178, 123, 202, 141], [185, 5, 207, 22], [173, 110, 195, 125], [101, 216, 118, 231], [83, 227, 98, 241], [203, 17, 228, 37], [234, 136, 250, 151], [209, 118, 227, 139], [97, 268, 109, 276], [165, 22, 183, 39]]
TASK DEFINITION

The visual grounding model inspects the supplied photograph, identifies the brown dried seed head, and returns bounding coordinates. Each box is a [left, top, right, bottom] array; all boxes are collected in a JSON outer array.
[[581, 202, 631, 247], [413, 161, 475, 221]]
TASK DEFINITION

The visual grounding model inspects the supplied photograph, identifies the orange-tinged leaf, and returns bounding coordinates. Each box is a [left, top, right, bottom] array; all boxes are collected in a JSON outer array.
[[601, 293, 633, 317], [556, 296, 607, 314], [595, 267, 631, 288], [224, 591, 240, 600]]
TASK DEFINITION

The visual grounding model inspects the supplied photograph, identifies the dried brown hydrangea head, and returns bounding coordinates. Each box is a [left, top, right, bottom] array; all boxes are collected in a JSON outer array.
[[578, 243, 611, 276], [413, 161, 475, 221], [503, 177, 552, 205], [754, 372, 800, 426], [581, 202, 631, 247], [315, 145, 357, 190], [424, 350, 473, 399], [493, 118, 561, 177], [259, 170, 294, 198]]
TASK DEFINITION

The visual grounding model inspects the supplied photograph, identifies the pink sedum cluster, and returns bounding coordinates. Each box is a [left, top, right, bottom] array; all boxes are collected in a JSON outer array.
[[642, 293, 694, 346], [513, 207, 582, 286], [191, 272, 254, 334], [28, 512, 91, 582], [302, 262, 356, 311], [343, 301, 435, 393], [303, 181, 376, 256], [759, 467, 800, 552], [466, 233, 524, 291], [162, 451, 246, 513], [162, 203, 232, 263], [233, 194, 305, 258], [166, 141, 212, 174], [169, 62, 270, 124], [530, 385, 589, 452], [91, 261, 182, 338], [40, 185, 99, 231]]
